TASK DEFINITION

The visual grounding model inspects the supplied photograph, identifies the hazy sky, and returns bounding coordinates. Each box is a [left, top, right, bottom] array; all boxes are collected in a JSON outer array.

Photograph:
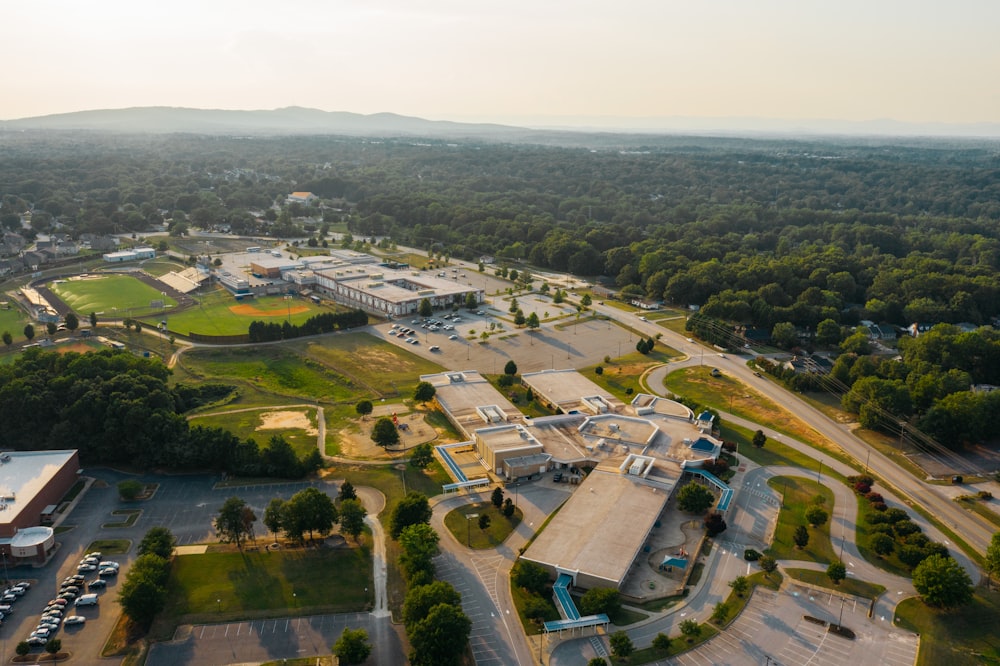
[[4, 0, 999, 127]]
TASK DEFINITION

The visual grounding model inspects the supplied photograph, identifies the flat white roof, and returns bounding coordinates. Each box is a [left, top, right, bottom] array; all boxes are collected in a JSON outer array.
[[0, 450, 76, 521]]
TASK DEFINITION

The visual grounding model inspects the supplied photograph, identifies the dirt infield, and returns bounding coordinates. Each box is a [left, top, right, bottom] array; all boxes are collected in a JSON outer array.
[[229, 303, 310, 317], [258, 410, 318, 436]]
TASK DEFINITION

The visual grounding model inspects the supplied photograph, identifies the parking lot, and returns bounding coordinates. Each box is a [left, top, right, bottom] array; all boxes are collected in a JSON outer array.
[[2, 471, 337, 663]]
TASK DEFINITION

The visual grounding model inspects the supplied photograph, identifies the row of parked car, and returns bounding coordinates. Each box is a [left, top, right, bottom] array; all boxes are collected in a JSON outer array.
[[23, 552, 117, 648]]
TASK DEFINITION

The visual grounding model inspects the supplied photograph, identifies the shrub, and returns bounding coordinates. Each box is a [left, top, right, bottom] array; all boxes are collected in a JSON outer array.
[[743, 548, 761, 561]]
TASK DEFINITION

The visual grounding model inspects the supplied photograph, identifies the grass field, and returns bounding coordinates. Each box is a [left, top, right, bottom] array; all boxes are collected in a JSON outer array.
[[443, 501, 522, 549], [0, 306, 29, 343], [783, 567, 885, 599], [141, 258, 189, 277], [580, 348, 682, 401], [766, 476, 838, 564], [180, 346, 364, 403], [896, 588, 1000, 665], [51, 274, 178, 316], [189, 407, 320, 459], [157, 547, 371, 635], [296, 333, 443, 398], [163, 288, 328, 337]]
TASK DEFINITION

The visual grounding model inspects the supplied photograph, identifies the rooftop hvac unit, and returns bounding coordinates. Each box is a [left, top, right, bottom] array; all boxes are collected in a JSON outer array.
[[629, 460, 644, 476]]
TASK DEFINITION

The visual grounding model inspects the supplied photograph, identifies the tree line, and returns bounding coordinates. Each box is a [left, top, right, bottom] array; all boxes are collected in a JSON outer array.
[[247, 309, 368, 342], [0, 348, 319, 475]]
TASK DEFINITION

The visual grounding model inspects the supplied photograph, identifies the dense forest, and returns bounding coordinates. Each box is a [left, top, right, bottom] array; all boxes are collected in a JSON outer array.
[[2, 130, 999, 449], [0, 348, 321, 476]]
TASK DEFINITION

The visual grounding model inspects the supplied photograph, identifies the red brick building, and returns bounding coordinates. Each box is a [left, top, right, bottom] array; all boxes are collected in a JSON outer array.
[[0, 450, 80, 563]]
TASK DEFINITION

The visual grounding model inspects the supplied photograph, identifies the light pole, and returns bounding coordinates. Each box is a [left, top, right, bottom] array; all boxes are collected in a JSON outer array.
[[514, 483, 519, 510], [466, 514, 478, 547], [817, 460, 823, 483], [217, 598, 221, 613]]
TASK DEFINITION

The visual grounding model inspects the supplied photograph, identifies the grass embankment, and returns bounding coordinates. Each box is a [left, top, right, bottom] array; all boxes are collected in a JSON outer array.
[[895, 588, 1000, 666], [766, 476, 838, 563], [783, 568, 885, 599], [443, 501, 523, 549], [581, 348, 682, 402], [152, 546, 371, 640]]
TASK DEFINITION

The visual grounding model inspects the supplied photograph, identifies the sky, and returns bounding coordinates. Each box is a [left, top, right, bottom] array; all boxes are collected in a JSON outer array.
[[4, 0, 999, 129]]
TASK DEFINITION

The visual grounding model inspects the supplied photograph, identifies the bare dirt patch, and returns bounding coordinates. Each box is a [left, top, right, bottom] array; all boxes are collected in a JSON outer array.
[[337, 408, 437, 460], [229, 303, 309, 317], [259, 410, 318, 435]]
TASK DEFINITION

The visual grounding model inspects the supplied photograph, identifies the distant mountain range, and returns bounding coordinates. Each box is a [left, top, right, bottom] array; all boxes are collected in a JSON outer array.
[[3, 106, 999, 140], [0, 106, 533, 139]]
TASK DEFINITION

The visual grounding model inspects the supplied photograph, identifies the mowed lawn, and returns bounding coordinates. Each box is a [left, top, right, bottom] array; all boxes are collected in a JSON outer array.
[[51, 274, 178, 315], [0, 306, 29, 343], [163, 547, 371, 622], [164, 289, 328, 336], [189, 407, 319, 458]]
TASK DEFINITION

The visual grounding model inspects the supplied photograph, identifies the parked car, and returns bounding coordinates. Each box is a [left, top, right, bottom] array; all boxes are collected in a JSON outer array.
[[63, 615, 86, 626], [0, 604, 13, 614], [75, 594, 99, 607], [98, 567, 118, 577], [77, 564, 97, 573], [98, 561, 119, 570], [26, 636, 46, 647], [29, 628, 51, 639], [86, 579, 107, 590]]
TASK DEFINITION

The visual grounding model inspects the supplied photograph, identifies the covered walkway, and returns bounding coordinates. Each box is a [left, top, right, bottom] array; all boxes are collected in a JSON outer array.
[[686, 467, 733, 511], [543, 574, 610, 633]]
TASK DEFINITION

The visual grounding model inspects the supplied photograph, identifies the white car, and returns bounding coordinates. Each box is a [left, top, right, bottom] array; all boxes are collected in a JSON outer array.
[[448, 334, 458, 340], [77, 564, 97, 573], [98, 567, 118, 577], [30, 628, 51, 639], [63, 615, 86, 626], [639, 316, 648, 321], [98, 561, 119, 570]]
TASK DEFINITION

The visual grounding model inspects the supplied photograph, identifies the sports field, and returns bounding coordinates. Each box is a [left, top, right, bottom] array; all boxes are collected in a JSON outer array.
[[165, 289, 327, 336], [50, 274, 178, 316]]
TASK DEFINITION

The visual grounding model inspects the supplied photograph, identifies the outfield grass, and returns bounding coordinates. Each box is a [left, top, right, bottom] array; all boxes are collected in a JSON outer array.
[[158, 547, 370, 635], [443, 501, 523, 549], [766, 476, 838, 564], [189, 407, 320, 459], [895, 589, 1000, 665], [164, 288, 328, 336], [783, 567, 885, 599], [180, 346, 364, 403], [51, 274, 178, 316], [141, 258, 189, 277]]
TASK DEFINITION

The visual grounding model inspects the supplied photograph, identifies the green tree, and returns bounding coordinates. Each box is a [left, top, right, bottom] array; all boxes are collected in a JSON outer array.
[[339, 498, 367, 542], [117, 479, 144, 500], [403, 580, 461, 628], [609, 630, 634, 658], [390, 491, 432, 539], [419, 298, 433, 317], [263, 498, 286, 540], [580, 587, 621, 616], [89, 311, 98, 328], [793, 525, 810, 549], [413, 381, 436, 403], [986, 532, 1000, 588], [23, 323, 34, 341], [912, 554, 974, 607], [652, 632, 671, 651], [333, 627, 372, 665], [284, 487, 337, 542], [215, 496, 256, 550], [680, 618, 702, 643], [815, 318, 843, 346], [46, 321, 57, 336], [676, 482, 715, 513], [581, 293, 592, 307], [827, 561, 847, 585], [45, 638, 62, 657], [491, 486, 504, 509], [588, 659, 607, 666], [513, 309, 526, 326], [512, 560, 549, 595], [2, 330, 12, 348], [355, 399, 373, 420], [729, 575, 749, 597], [64, 312, 79, 332], [504, 360, 518, 375], [410, 442, 433, 468], [503, 497, 515, 517], [372, 416, 400, 448], [478, 513, 491, 530], [526, 311, 540, 330], [398, 523, 440, 580], [805, 505, 829, 527], [759, 554, 778, 575], [752, 429, 767, 448], [118, 568, 167, 628], [408, 602, 471, 666], [870, 533, 895, 558], [465, 292, 478, 309], [137, 527, 175, 559], [15, 641, 29, 657], [771, 321, 798, 348], [338, 481, 357, 502], [711, 600, 730, 624]]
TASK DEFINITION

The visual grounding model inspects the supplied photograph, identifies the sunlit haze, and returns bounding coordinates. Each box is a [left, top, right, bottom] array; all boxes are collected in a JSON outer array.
[[4, 0, 999, 130]]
